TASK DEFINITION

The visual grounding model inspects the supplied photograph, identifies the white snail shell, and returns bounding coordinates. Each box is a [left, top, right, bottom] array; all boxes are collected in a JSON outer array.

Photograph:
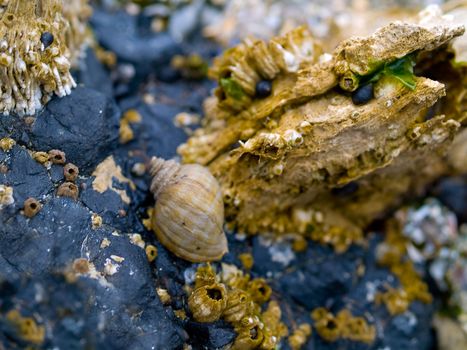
[[149, 157, 228, 262]]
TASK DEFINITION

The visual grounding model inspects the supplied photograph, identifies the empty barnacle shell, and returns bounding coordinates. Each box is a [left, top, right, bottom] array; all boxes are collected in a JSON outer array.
[[23, 198, 42, 218], [149, 157, 228, 263], [188, 283, 228, 323]]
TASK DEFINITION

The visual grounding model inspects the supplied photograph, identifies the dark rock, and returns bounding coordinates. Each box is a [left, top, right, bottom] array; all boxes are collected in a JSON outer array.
[[433, 176, 467, 223], [185, 320, 236, 349], [74, 47, 114, 97], [0, 194, 186, 349], [0, 114, 32, 144], [30, 87, 120, 173], [117, 79, 214, 159], [277, 243, 364, 310], [0, 145, 54, 205], [90, 9, 182, 78]]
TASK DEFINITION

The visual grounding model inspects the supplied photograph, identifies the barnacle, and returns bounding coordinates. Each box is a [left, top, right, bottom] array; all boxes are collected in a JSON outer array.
[[120, 109, 142, 144], [375, 219, 433, 315], [145, 244, 158, 262], [57, 182, 79, 200], [0, 137, 15, 151], [238, 252, 254, 270], [188, 264, 287, 349], [23, 198, 42, 218], [231, 316, 265, 350], [178, 7, 466, 250], [0, 184, 14, 208], [188, 283, 228, 323], [48, 149, 66, 165], [260, 300, 289, 348], [311, 308, 376, 344], [0, 0, 90, 116], [288, 323, 312, 350], [64, 163, 79, 182], [223, 289, 254, 324], [194, 263, 217, 289], [5, 310, 45, 345], [311, 308, 341, 342], [247, 278, 272, 304], [171, 54, 209, 80]]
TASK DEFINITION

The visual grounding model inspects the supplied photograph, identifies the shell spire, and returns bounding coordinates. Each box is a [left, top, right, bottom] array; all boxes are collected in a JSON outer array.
[[150, 157, 181, 197]]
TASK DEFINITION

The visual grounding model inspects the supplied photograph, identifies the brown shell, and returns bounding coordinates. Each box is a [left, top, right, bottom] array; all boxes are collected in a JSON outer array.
[[150, 157, 228, 262]]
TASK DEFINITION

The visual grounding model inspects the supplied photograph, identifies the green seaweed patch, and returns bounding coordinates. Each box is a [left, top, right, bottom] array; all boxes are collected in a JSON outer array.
[[220, 78, 246, 100], [361, 55, 417, 90]]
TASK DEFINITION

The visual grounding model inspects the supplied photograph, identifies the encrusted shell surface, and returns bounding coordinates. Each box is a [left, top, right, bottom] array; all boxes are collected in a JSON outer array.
[[150, 157, 228, 262], [188, 283, 228, 323]]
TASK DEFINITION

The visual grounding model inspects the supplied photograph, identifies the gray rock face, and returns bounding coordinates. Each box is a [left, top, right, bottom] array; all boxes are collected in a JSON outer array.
[[30, 87, 120, 173]]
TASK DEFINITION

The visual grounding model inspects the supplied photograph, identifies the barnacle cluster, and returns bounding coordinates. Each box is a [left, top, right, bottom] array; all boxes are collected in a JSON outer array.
[[375, 219, 433, 315], [187, 264, 288, 349], [311, 307, 376, 344], [178, 6, 466, 250], [0, 0, 91, 116]]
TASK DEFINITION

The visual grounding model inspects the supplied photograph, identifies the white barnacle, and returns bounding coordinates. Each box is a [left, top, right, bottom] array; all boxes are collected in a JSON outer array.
[[0, 40, 7, 51], [298, 121, 311, 132], [15, 58, 26, 72], [283, 129, 303, 146], [272, 162, 284, 176], [0, 185, 14, 209]]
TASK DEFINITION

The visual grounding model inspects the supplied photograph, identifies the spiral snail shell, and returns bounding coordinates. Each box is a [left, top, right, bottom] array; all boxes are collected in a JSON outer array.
[[149, 157, 228, 262]]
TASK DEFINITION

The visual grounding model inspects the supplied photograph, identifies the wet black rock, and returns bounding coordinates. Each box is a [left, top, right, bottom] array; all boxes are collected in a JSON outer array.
[[91, 9, 182, 79], [0, 145, 54, 205], [117, 78, 214, 159], [30, 87, 120, 173], [433, 176, 467, 223], [74, 47, 114, 97], [0, 192, 186, 349], [185, 320, 236, 349], [277, 245, 364, 310]]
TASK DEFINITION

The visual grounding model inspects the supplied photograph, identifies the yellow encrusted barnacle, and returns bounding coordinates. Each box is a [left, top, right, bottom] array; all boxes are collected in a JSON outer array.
[[337, 309, 376, 344], [6, 310, 45, 345], [231, 316, 265, 350], [188, 283, 228, 323], [194, 264, 217, 289], [0, 0, 90, 116], [288, 323, 312, 350], [312, 308, 376, 344], [311, 308, 341, 342], [247, 278, 272, 304], [260, 300, 288, 349], [223, 289, 254, 324]]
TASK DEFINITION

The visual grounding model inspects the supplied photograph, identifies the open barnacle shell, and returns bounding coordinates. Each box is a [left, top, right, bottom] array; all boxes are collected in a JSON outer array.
[[178, 6, 465, 242], [149, 157, 228, 263]]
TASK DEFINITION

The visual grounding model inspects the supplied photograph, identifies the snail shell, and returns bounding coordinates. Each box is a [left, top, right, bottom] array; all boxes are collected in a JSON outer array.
[[149, 157, 228, 262]]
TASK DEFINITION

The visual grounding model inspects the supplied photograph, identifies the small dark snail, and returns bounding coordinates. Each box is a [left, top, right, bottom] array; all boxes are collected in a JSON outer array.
[[149, 157, 228, 262]]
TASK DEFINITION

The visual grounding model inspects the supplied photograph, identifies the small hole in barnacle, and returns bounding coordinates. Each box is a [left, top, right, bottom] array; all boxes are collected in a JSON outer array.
[[206, 287, 222, 301], [250, 326, 259, 339]]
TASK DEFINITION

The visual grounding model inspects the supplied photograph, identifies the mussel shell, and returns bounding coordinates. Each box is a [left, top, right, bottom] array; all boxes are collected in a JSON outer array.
[[152, 164, 228, 262]]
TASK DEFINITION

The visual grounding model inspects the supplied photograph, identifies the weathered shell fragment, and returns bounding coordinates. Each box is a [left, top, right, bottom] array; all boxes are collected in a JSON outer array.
[[178, 7, 466, 243]]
